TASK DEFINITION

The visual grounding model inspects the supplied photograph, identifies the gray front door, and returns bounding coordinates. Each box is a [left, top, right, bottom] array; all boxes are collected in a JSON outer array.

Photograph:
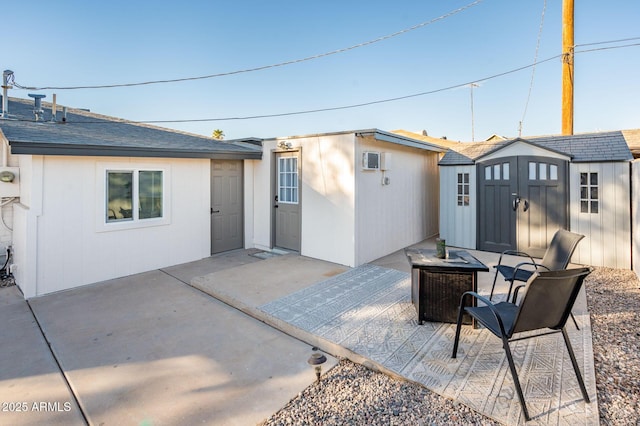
[[211, 160, 243, 254], [478, 156, 568, 257], [274, 151, 301, 251]]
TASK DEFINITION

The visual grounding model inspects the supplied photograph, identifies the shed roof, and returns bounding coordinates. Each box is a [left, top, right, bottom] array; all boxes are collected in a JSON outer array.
[[439, 131, 634, 165], [0, 97, 262, 160]]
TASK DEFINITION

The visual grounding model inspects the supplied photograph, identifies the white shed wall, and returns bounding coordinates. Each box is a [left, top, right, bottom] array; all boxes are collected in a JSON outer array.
[[632, 159, 640, 278], [570, 162, 631, 269], [355, 136, 439, 265], [14, 155, 210, 297], [438, 165, 476, 250], [248, 136, 356, 266]]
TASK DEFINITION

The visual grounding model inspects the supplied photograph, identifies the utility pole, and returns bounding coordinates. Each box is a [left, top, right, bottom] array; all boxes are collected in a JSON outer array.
[[470, 83, 478, 141], [561, 0, 574, 135]]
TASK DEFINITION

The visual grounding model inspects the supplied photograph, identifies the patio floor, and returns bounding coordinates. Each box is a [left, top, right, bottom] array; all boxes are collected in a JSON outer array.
[[254, 247, 598, 425]]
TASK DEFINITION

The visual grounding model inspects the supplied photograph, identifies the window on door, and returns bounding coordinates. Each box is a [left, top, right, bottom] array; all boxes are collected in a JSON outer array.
[[580, 172, 598, 213], [278, 157, 298, 204]]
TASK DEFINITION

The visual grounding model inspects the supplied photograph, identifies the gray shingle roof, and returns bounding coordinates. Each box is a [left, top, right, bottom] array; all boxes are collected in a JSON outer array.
[[439, 131, 634, 165], [0, 97, 261, 159]]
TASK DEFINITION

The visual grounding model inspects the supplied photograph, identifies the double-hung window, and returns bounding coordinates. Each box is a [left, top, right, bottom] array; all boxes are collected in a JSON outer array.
[[105, 169, 164, 223]]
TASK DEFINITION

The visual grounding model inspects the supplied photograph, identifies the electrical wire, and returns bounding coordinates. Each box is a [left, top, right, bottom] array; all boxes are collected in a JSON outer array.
[[519, 0, 547, 137], [12, 0, 483, 91], [575, 36, 640, 48], [6, 41, 638, 126]]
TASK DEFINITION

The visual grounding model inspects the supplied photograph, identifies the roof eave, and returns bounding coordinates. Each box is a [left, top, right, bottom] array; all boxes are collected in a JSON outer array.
[[8, 142, 262, 160], [356, 129, 446, 153]]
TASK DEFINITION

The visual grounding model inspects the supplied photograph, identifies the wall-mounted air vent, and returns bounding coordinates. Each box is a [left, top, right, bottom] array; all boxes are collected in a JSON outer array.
[[362, 151, 380, 170]]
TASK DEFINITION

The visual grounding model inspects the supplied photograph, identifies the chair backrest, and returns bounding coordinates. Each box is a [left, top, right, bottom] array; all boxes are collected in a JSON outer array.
[[509, 267, 592, 336], [539, 230, 585, 271]]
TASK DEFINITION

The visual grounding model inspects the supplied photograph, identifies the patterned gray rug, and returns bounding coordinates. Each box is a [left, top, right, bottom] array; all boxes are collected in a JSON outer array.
[[259, 264, 598, 425]]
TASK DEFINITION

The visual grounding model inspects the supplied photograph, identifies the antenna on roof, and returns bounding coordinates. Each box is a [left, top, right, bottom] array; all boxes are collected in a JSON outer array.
[[1, 70, 14, 119], [28, 93, 46, 121]]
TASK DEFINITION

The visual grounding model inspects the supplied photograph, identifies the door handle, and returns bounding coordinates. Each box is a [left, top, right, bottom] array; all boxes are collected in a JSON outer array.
[[523, 200, 530, 212], [211, 208, 220, 214], [512, 197, 520, 211]]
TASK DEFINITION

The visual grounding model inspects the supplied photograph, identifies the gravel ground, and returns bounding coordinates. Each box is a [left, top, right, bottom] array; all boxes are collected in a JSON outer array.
[[262, 267, 640, 426]]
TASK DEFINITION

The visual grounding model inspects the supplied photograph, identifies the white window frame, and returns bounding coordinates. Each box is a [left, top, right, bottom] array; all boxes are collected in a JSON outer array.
[[278, 156, 299, 205], [96, 162, 171, 232]]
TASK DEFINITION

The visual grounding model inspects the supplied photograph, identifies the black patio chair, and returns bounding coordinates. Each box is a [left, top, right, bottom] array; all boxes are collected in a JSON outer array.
[[452, 267, 593, 421], [489, 229, 584, 315]]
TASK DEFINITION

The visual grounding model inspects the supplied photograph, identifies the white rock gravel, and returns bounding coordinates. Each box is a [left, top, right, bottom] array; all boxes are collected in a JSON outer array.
[[262, 267, 640, 426]]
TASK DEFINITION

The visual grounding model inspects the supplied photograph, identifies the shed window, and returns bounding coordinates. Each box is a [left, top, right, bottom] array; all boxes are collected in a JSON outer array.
[[107, 170, 163, 222], [457, 173, 470, 206], [580, 172, 598, 214]]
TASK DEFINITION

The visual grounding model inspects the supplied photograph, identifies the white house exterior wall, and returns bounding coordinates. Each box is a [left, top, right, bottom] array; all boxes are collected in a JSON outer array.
[[248, 136, 356, 266], [633, 159, 640, 278], [570, 162, 631, 269], [13, 155, 210, 298], [355, 136, 439, 265], [438, 165, 476, 250]]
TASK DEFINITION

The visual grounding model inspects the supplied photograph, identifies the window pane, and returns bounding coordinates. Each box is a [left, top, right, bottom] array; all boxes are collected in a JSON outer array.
[[591, 201, 599, 213], [457, 196, 462, 206], [529, 162, 537, 180], [580, 187, 588, 199], [463, 173, 469, 184], [550, 165, 558, 180], [590, 187, 598, 200], [139, 171, 163, 219], [493, 165, 500, 180], [590, 173, 598, 185], [581, 200, 589, 213], [458, 174, 463, 183], [502, 163, 509, 180], [580, 172, 587, 185], [107, 172, 133, 222], [485, 166, 491, 180], [463, 185, 469, 195], [539, 163, 547, 180]]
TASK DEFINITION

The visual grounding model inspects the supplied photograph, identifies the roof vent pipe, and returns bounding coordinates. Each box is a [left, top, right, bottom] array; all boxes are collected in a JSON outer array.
[[1, 70, 14, 118], [51, 94, 57, 122], [28, 93, 46, 121]]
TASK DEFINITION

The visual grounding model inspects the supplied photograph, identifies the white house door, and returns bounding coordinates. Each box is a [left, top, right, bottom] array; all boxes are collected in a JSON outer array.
[[274, 151, 301, 251], [478, 156, 568, 258], [211, 160, 243, 254]]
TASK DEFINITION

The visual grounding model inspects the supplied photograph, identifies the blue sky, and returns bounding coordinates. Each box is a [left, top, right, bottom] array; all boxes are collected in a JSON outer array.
[[5, 0, 639, 141]]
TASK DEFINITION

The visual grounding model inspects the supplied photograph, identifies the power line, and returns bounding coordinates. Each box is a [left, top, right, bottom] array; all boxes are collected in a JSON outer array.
[[575, 36, 640, 48], [12, 0, 483, 91], [9, 42, 637, 126], [519, 0, 547, 137]]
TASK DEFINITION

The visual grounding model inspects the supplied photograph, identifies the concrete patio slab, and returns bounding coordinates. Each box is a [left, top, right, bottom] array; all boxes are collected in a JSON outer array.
[[23, 254, 339, 426], [0, 286, 85, 426]]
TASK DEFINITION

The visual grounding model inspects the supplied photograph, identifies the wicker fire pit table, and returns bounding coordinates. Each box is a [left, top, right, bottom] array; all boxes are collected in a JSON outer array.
[[405, 248, 489, 326]]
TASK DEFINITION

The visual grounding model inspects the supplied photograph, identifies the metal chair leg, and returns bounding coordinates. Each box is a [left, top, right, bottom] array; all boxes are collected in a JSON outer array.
[[452, 305, 466, 358], [502, 337, 531, 421], [561, 328, 590, 403]]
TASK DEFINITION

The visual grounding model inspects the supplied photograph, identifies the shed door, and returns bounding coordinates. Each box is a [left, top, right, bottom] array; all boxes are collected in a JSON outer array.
[[478, 156, 568, 258], [211, 160, 243, 254], [273, 151, 301, 251]]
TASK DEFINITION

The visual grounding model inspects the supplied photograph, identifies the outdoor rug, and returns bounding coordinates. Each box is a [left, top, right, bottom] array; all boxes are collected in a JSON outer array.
[[259, 264, 598, 425]]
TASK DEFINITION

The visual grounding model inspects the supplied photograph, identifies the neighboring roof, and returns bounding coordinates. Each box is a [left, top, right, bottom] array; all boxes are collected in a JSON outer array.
[[391, 129, 463, 149], [0, 97, 262, 160], [439, 131, 635, 165], [622, 129, 640, 158], [265, 128, 447, 153]]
